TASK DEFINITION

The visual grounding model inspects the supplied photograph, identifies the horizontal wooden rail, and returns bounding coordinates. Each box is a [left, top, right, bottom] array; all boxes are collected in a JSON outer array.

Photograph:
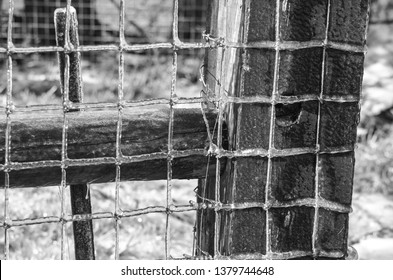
[[0, 105, 219, 188]]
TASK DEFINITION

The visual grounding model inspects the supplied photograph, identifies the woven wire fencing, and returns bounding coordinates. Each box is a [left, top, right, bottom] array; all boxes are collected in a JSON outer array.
[[0, 0, 207, 46], [0, 0, 370, 260]]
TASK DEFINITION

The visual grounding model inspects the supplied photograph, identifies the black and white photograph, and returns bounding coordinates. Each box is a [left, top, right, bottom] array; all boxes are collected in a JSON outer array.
[[0, 0, 392, 273]]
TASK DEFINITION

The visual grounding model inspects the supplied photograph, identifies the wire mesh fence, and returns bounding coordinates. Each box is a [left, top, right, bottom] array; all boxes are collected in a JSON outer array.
[[0, 0, 370, 260], [0, 0, 207, 46], [0, 0, 215, 260]]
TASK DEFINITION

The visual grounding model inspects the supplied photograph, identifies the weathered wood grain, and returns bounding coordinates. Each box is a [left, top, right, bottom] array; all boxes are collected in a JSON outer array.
[[0, 106, 219, 188], [198, 0, 369, 259], [56, 6, 95, 261]]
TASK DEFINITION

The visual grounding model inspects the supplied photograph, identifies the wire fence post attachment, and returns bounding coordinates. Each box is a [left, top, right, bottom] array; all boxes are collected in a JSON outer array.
[[55, 6, 95, 260], [199, 0, 370, 259]]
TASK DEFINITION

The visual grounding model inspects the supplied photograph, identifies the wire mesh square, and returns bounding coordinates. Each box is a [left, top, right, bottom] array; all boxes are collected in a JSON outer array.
[[7, 223, 62, 259], [6, 186, 62, 220], [118, 213, 167, 259], [79, 51, 118, 104], [123, 55, 172, 101]]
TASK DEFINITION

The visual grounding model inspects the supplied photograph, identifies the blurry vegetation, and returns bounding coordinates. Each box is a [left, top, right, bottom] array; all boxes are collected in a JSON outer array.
[[355, 0, 393, 196], [1, 180, 197, 259], [370, 0, 393, 24], [0, 51, 203, 106]]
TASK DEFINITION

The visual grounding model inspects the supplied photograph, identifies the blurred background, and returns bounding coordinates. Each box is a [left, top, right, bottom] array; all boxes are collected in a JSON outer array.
[[0, 0, 392, 259]]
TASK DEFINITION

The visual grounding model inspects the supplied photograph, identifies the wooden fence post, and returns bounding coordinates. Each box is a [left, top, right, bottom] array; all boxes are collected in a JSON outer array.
[[198, 0, 370, 259], [55, 7, 95, 260]]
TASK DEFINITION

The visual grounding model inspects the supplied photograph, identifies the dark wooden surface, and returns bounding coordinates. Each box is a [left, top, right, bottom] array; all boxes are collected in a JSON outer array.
[[0, 106, 219, 188], [56, 7, 95, 261], [70, 184, 95, 259], [199, 0, 368, 259]]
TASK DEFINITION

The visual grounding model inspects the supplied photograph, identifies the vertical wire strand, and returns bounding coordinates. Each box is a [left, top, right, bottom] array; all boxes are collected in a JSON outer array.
[[264, 0, 281, 259], [217, 1, 230, 258], [312, 0, 331, 259], [3, 0, 14, 260], [165, 0, 179, 260], [114, 165, 121, 260], [213, 21, 227, 258], [214, 94, 224, 258], [60, 44, 70, 261], [59, 0, 73, 260], [3, 172, 10, 260], [114, 0, 126, 260], [197, 56, 220, 257]]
